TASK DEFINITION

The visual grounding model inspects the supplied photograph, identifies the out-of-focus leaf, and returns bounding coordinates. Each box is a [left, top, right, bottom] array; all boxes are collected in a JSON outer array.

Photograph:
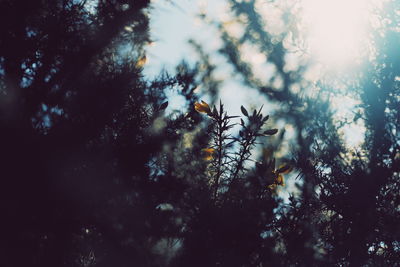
[[264, 129, 278, 135], [159, 101, 168, 110], [241, 105, 249, 117]]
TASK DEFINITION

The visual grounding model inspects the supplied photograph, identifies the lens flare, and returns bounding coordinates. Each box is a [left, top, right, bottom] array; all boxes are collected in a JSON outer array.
[[301, 0, 371, 67]]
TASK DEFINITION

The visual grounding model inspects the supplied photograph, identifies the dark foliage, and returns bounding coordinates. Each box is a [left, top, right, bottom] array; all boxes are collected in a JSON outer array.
[[0, 1, 183, 266], [1, 0, 400, 266], [206, 0, 400, 266]]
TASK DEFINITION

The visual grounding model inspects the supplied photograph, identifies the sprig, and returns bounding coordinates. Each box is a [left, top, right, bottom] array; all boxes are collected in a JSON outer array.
[[194, 101, 278, 198], [231, 105, 273, 181]]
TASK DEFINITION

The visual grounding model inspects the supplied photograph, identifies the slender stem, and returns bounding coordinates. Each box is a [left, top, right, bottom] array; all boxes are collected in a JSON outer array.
[[232, 136, 252, 181], [213, 107, 224, 199]]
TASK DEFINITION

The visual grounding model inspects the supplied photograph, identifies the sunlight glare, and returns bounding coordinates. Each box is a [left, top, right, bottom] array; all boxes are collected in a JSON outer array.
[[302, 0, 370, 67]]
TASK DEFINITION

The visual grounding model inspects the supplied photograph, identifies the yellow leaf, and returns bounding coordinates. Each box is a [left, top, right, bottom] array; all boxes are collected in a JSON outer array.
[[268, 183, 277, 190], [136, 55, 147, 68], [276, 174, 284, 186], [194, 100, 211, 114], [202, 148, 215, 161], [277, 164, 292, 174]]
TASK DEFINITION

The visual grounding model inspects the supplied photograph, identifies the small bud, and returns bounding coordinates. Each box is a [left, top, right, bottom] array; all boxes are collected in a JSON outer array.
[[194, 101, 211, 115], [241, 106, 249, 117]]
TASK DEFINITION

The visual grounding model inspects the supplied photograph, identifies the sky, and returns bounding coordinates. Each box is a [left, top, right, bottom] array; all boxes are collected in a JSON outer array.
[[145, 0, 378, 148], [145, 0, 276, 119]]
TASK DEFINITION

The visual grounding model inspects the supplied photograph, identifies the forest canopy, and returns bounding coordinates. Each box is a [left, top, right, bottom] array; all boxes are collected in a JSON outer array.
[[0, 0, 399, 266]]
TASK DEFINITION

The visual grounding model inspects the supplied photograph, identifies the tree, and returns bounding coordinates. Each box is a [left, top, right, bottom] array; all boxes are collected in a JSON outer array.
[[2, 0, 399, 266], [0, 1, 197, 266], [187, 0, 400, 265]]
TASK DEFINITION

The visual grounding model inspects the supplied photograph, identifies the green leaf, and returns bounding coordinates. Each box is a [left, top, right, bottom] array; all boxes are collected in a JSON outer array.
[[241, 106, 249, 117], [264, 129, 278, 135]]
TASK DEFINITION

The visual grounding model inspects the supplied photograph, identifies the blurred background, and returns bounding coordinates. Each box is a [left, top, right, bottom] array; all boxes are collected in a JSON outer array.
[[1, 0, 399, 266]]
